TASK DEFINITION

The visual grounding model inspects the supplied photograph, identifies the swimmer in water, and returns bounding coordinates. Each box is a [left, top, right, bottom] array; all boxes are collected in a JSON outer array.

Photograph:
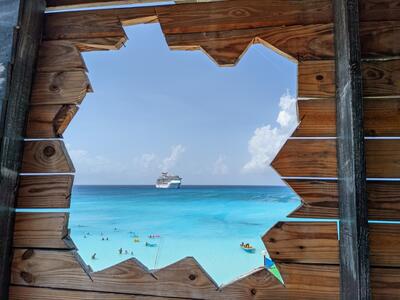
[[91, 253, 96, 260]]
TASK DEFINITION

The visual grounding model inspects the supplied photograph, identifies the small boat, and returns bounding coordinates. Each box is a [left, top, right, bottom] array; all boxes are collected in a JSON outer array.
[[240, 243, 256, 253], [145, 242, 157, 247]]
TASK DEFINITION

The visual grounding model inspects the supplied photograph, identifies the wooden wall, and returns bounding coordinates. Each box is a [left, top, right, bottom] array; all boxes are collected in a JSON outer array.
[[9, 0, 400, 299]]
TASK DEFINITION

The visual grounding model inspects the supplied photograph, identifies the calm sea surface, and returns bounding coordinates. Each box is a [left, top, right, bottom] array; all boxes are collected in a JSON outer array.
[[70, 185, 300, 284]]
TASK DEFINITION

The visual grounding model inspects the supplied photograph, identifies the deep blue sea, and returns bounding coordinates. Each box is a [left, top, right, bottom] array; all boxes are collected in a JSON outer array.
[[69, 185, 300, 284]]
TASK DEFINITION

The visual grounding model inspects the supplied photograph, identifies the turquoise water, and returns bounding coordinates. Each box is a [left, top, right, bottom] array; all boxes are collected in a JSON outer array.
[[70, 185, 300, 284]]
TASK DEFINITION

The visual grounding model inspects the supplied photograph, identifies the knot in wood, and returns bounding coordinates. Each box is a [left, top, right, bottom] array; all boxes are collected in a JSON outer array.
[[229, 8, 250, 18], [49, 84, 60, 93], [43, 145, 56, 157], [316, 74, 324, 81], [20, 271, 34, 283], [22, 249, 34, 260], [251, 288, 257, 295], [188, 274, 197, 281]]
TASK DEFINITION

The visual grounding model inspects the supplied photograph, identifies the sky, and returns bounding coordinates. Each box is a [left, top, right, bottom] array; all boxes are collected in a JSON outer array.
[[64, 23, 298, 186]]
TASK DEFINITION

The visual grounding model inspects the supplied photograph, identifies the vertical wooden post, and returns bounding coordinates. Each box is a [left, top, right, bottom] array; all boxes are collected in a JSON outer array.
[[334, 0, 370, 299], [0, 0, 45, 298]]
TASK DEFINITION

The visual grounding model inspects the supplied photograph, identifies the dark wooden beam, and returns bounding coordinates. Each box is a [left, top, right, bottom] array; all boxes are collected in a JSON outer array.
[[0, 0, 45, 298], [334, 0, 370, 299]]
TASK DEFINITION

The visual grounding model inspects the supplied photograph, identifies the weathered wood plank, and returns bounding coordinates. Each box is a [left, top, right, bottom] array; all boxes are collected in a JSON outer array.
[[21, 140, 75, 173], [362, 60, 400, 98], [286, 179, 400, 220], [298, 60, 400, 99], [157, 0, 333, 35], [263, 222, 339, 264], [165, 21, 400, 66], [13, 213, 73, 249], [30, 71, 91, 105], [26, 105, 79, 138], [157, 0, 398, 35], [218, 268, 287, 299], [276, 263, 400, 299], [271, 139, 337, 177], [293, 98, 400, 137], [361, 21, 400, 59], [271, 139, 400, 178], [10, 248, 286, 299], [359, 0, 400, 22], [0, 0, 46, 297], [277, 263, 339, 300], [44, 7, 157, 50], [298, 60, 335, 98], [9, 286, 183, 300], [37, 41, 86, 72], [263, 222, 400, 267], [11, 249, 219, 299], [17, 175, 73, 209], [166, 24, 334, 66]]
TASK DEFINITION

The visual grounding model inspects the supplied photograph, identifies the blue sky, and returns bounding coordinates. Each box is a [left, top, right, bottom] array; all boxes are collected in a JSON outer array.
[[64, 24, 297, 185]]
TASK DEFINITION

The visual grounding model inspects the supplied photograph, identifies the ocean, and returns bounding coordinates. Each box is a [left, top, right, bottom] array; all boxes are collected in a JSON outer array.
[[69, 185, 300, 285]]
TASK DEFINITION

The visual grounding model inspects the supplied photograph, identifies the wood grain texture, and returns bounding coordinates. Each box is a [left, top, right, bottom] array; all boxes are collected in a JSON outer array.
[[263, 222, 339, 264], [166, 24, 334, 66], [361, 21, 400, 59], [8, 286, 182, 300], [0, 1, 46, 296], [218, 268, 287, 299], [272, 139, 400, 178], [44, 7, 157, 50], [359, 0, 400, 22], [276, 263, 339, 300], [263, 222, 400, 267], [157, 0, 333, 35], [13, 213, 73, 249], [276, 263, 400, 300], [298, 60, 335, 99], [26, 105, 79, 138], [293, 98, 400, 137], [16, 175, 73, 209], [10, 249, 283, 299], [37, 41, 86, 72], [21, 140, 75, 173], [363, 60, 400, 98], [165, 21, 399, 66], [30, 71, 91, 105], [298, 60, 400, 99], [271, 139, 337, 177], [286, 179, 400, 220]]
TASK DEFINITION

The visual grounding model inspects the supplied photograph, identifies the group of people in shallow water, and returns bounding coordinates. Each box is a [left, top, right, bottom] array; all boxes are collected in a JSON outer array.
[[240, 242, 252, 249], [87, 228, 161, 260]]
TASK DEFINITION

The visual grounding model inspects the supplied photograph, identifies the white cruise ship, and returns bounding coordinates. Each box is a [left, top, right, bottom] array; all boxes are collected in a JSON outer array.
[[156, 172, 182, 189]]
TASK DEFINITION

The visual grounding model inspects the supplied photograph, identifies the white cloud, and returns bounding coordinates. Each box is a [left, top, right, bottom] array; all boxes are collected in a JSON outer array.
[[213, 155, 229, 175], [133, 153, 157, 170], [243, 91, 297, 173], [161, 144, 185, 171]]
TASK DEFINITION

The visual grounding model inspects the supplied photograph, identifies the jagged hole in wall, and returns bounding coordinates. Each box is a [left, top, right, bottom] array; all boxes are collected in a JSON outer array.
[[64, 23, 299, 285]]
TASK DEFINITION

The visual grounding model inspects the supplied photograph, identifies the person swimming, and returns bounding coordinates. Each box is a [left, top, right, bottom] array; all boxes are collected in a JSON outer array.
[[91, 253, 96, 260], [119, 248, 123, 254]]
